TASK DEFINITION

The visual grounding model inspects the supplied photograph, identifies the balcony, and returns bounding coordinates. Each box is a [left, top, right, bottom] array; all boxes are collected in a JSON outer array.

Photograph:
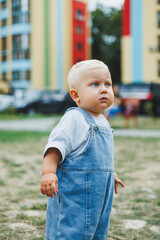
[[12, 48, 30, 60], [12, 11, 30, 24]]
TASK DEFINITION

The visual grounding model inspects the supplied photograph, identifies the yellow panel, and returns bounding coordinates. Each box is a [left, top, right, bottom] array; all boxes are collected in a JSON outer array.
[[49, 0, 57, 90], [31, 0, 45, 90], [86, 11, 92, 59], [121, 36, 132, 83], [143, 0, 159, 83], [63, 0, 72, 90]]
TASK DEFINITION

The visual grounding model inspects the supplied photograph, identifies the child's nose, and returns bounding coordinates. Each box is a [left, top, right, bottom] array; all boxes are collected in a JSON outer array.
[[100, 85, 107, 93]]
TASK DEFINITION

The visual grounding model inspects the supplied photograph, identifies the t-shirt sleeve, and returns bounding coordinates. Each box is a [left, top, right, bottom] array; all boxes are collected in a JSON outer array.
[[43, 110, 90, 162]]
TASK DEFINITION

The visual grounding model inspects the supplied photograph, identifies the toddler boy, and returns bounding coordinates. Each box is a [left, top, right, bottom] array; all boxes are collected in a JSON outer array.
[[40, 60, 124, 240]]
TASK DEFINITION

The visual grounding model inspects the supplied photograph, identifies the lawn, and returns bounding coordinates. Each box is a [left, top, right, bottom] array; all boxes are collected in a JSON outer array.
[[1, 112, 160, 130], [110, 115, 160, 130], [0, 131, 159, 239]]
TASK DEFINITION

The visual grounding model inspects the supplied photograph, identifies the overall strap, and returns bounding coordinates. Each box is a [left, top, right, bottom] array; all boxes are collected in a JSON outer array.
[[65, 107, 96, 126]]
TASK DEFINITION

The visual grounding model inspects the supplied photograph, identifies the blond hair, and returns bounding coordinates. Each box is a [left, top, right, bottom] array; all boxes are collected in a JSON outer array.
[[67, 59, 109, 89]]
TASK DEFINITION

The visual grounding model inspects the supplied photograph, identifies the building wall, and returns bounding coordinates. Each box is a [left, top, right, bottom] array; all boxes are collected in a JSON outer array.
[[122, 0, 160, 84], [121, 0, 132, 83], [31, 0, 45, 90], [49, 0, 57, 90], [143, 0, 158, 82], [0, 0, 90, 93], [0, 0, 32, 92]]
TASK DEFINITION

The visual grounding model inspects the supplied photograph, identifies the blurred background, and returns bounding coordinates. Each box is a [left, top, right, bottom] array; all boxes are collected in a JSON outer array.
[[0, 1, 160, 239], [0, 0, 160, 120]]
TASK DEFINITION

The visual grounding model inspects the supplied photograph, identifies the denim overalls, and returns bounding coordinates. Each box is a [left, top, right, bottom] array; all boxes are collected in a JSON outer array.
[[46, 107, 114, 240]]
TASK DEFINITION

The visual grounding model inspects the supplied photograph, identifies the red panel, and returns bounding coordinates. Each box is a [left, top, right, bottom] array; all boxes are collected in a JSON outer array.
[[72, 0, 87, 64], [122, 0, 130, 36]]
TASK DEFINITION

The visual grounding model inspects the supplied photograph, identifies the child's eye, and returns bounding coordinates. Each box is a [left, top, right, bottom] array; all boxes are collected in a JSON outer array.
[[105, 83, 110, 87], [92, 83, 98, 86]]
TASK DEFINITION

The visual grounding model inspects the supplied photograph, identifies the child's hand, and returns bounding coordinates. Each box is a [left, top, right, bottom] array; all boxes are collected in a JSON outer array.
[[40, 173, 58, 198], [114, 172, 125, 194]]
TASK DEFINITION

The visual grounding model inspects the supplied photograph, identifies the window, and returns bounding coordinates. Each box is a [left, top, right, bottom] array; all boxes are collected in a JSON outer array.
[[12, 0, 21, 12], [12, 34, 21, 49], [1, 1, 7, 9], [1, 19, 7, 26], [21, 0, 29, 12], [158, 36, 160, 52], [12, 0, 29, 13], [76, 26, 83, 34], [77, 9, 82, 17], [77, 42, 83, 50], [12, 71, 30, 81], [21, 34, 29, 49], [158, 61, 160, 76], [12, 34, 30, 59], [1, 37, 7, 61], [12, 71, 19, 81], [2, 54, 7, 61], [2, 37, 7, 51], [12, 34, 29, 49], [12, 12, 30, 23], [12, 49, 30, 59], [76, 9, 84, 20], [158, 11, 160, 28], [1, 50, 7, 61], [2, 73, 7, 81]]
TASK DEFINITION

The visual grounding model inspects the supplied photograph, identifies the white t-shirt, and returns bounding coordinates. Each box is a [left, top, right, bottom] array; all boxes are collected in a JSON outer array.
[[44, 109, 110, 162]]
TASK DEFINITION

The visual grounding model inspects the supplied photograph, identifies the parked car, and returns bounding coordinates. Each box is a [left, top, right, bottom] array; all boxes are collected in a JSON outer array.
[[16, 90, 76, 114], [15, 89, 41, 114], [0, 94, 15, 112]]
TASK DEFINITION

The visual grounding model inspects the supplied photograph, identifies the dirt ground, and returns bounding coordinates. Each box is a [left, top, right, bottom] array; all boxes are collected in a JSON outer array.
[[0, 132, 160, 240]]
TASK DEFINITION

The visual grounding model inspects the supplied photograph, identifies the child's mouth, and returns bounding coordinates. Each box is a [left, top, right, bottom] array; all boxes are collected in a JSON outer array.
[[99, 97, 108, 102]]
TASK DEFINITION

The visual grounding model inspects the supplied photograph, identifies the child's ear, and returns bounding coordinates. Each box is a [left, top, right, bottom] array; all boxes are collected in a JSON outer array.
[[70, 88, 80, 104]]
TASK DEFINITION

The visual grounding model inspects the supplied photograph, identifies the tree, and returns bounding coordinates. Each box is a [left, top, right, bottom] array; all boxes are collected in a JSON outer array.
[[91, 5, 122, 84]]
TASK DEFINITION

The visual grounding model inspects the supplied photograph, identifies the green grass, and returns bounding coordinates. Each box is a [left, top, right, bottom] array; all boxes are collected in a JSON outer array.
[[0, 131, 160, 239], [110, 115, 160, 129], [0, 112, 61, 120], [0, 130, 49, 143], [0, 112, 160, 129]]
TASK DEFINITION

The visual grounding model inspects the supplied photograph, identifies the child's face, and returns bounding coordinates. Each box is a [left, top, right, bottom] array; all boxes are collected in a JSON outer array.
[[75, 68, 114, 116]]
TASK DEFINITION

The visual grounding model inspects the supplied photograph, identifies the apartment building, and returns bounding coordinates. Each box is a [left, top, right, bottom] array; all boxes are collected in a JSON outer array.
[[0, 0, 91, 93]]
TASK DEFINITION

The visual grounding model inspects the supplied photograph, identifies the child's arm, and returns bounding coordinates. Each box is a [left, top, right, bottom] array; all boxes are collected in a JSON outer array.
[[40, 148, 61, 198], [114, 172, 125, 194]]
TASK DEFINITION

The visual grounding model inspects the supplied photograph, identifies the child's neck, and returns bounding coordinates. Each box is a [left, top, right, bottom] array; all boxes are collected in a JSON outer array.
[[84, 109, 101, 118]]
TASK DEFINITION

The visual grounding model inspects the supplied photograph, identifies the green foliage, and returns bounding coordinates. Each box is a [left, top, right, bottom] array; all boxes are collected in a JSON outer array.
[[144, 101, 153, 116], [5, 107, 17, 114], [91, 5, 122, 83]]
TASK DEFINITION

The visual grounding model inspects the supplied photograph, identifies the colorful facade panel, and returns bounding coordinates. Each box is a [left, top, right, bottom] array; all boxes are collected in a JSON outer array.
[[122, 0, 159, 84]]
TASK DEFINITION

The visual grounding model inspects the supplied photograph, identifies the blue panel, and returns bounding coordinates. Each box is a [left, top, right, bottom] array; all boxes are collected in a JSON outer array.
[[10, 80, 31, 89], [11, 60, 31, 71], [1, 23, 31, 38], [12, 23, 31, 35], [1, 60, 31, 73], [1, 61, 7, 72], [56, 0, 63, 90], [0, 8, 8, 20], [0, 26, 7, 37], [131, 0, 143, 83]]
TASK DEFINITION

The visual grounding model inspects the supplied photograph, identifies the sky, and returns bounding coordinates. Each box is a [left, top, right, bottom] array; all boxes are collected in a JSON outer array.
[[88, 0, 125, 11]]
